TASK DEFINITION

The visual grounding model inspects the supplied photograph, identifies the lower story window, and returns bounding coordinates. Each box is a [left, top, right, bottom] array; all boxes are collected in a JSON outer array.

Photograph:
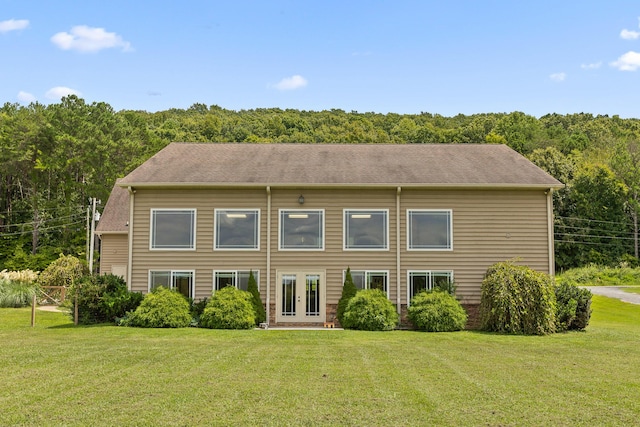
[[149, 270, 194, 300], [346, 270, 389, 297], [214, 270, 259, 292], [408, 270, 453, 304]]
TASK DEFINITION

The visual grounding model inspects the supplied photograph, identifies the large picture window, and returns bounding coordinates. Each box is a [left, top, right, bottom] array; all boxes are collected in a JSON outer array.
[[345, 270, 389, 297], [150, 209, 196, 250], [408, 271, 453, 304], [344, 209, 388, 250], [279, 209, 324, 250], [213, 270, 259, 292], [407, 210, 452, 250], [215, 209, 259, 250], [149, 270, 194, 299]]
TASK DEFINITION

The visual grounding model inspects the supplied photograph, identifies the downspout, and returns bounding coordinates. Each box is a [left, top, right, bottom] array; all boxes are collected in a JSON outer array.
[[546, 189, 555, 276], [266, 186, 271, 325], [127, 186, 135, 290], [396, 186, 402, 314]]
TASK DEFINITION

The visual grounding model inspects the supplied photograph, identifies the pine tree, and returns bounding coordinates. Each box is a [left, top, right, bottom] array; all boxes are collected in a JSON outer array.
[[247, 270, 266, 324], [336, 267, 358, 326]]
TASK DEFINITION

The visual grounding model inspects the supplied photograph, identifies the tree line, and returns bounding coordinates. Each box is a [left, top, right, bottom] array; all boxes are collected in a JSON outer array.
[[1, 95, 638, 271]]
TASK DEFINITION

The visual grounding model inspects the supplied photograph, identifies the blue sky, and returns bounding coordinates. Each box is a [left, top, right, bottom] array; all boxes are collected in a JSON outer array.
[[1, 0, 640, 117]]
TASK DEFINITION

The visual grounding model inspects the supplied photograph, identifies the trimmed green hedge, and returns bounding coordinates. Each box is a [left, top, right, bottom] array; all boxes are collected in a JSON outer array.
[[123, 286, 192, 328], [342, 289, 398, 331], [408, 290, 467, 332], [200, 286, 256, 329]]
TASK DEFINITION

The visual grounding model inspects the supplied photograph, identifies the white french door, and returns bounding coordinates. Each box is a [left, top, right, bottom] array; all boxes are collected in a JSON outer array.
[[276, 271, 325, 323]]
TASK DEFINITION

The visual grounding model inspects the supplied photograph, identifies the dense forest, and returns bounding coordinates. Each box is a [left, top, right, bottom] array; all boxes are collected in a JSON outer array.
[[1, 95, 638, 272]]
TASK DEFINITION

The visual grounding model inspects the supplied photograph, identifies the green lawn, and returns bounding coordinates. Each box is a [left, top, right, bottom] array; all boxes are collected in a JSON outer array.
[[1, 297, 639, 426], [621, 287, 640, 295]]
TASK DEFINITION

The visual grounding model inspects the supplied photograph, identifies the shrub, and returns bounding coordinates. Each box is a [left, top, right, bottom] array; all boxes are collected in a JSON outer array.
[[124, 286, 192, 328], [480, 260, 556, 335], [336, 267, 357, 326], [190, 297, 209, 324], [200, 286, 256, 329], [38, 254, 87, 289], [555, 282, 592, 331], [70, 274, 143, 324], [0, 269, 40, 308], [342, 289, 398, 331], [408, 290, 468, 332], [247, 270, 266, 325]]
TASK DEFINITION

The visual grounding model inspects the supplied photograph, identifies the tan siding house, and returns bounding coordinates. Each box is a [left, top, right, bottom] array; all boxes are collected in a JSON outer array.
[[97, 143, 562, 326]]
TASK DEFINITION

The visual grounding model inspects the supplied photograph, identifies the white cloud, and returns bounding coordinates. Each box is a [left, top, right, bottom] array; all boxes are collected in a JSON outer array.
[[0, 19, 29, 33], [273, 75, 308, 90], [620, 29, 640, 40], [45, 86, 82, 100], [17, 91, 36, 103], [549, 72, 566, 82], [610, 51, 640, 71], [581, 62, 602, 69], [51, 25, 132, 53]]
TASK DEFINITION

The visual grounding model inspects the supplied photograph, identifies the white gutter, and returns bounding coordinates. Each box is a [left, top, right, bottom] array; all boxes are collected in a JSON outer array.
[[266, 186, 271, 325], [396, 187, 402, 314], [127, 187, 135, 289], [547, 189, 555, 276]]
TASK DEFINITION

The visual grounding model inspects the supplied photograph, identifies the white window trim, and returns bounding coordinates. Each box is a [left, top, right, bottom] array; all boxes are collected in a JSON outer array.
[[149, 208, 197, 251], [343, 269, 390, 298], [278, 209, 325, 251], [407, 270, 454, 305], [212, 270, 260, 292], [214, 208, 261, 251], [148, 269, 195, 300], [343, 209, 389, 251], [406, 209, 453, 251]]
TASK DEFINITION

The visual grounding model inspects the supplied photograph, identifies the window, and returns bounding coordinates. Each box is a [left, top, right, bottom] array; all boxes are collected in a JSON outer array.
[[215, 209, 259, 250], [408, 271, 453, 304], [149, 270, 194, 299], [407, 210, 452, 250], [150, 209, 196, 250], [344, 209, 388, 250], [213, 270, 259, 292], [279, 209, 324, 250], [345, 270, 389, 297]]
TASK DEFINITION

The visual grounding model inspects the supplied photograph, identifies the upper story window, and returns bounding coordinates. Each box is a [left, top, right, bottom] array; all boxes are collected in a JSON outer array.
[[279, 209, 324, 250], [407, 209, 452, 250], [214, 270, 259, 292], [344, 209, 388, 250], [150, 209, 196, 250], [345, 270, 389, 297], [214, 209, 260, 250]]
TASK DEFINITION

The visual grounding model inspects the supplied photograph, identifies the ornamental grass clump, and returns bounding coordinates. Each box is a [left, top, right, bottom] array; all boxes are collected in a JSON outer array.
[[123, 286, 192, 328], [480, 260, 556, 335], [408, 290, 468, 332], [342, 289, 398, 331], [200, 286, 256, 329]]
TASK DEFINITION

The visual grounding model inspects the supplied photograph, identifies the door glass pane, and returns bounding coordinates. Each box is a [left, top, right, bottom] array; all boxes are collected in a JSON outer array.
[[281, 274, 296, 316], [305, 274, 320, 316]]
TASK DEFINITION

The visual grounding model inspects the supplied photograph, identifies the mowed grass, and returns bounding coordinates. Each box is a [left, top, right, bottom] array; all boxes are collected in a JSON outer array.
[[1, 297, 639, 426]]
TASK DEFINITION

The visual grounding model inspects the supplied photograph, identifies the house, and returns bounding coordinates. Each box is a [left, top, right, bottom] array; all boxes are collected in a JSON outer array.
[[96, 143, 563, 326]]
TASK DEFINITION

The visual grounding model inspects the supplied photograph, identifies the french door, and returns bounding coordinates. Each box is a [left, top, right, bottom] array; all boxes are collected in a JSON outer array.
[[276, 271, 325, 323]]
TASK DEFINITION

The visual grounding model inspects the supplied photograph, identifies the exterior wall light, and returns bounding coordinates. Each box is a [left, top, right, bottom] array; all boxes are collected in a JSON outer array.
[[298, 195, 305, 205]]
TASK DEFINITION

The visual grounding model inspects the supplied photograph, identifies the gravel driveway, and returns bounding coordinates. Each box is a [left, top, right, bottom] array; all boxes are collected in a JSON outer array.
[[583, 286, 640, 305]]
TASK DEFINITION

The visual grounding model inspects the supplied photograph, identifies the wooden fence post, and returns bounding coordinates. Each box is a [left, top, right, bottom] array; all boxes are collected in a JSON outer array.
[[31, 294, 36, 327]]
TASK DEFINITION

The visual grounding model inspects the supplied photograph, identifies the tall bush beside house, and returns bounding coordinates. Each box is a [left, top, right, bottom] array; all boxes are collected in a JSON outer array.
[[123, 286, 191, 328], [342, 289, 398, 331], [480, 260, 556, 335], [200, 286, 256, 329], [336, 267, 358, 326], [555, 283, 592, 331], [37, 254, 87, 290], [247, 270, 266, 325], [408, 291, 468, 332], [70, 274, 143, 324]]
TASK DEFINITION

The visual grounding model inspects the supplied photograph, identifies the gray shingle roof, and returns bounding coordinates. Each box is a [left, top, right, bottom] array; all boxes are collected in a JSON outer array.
[[96, 179, 129, 234], [118, 143, 563, 188]]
